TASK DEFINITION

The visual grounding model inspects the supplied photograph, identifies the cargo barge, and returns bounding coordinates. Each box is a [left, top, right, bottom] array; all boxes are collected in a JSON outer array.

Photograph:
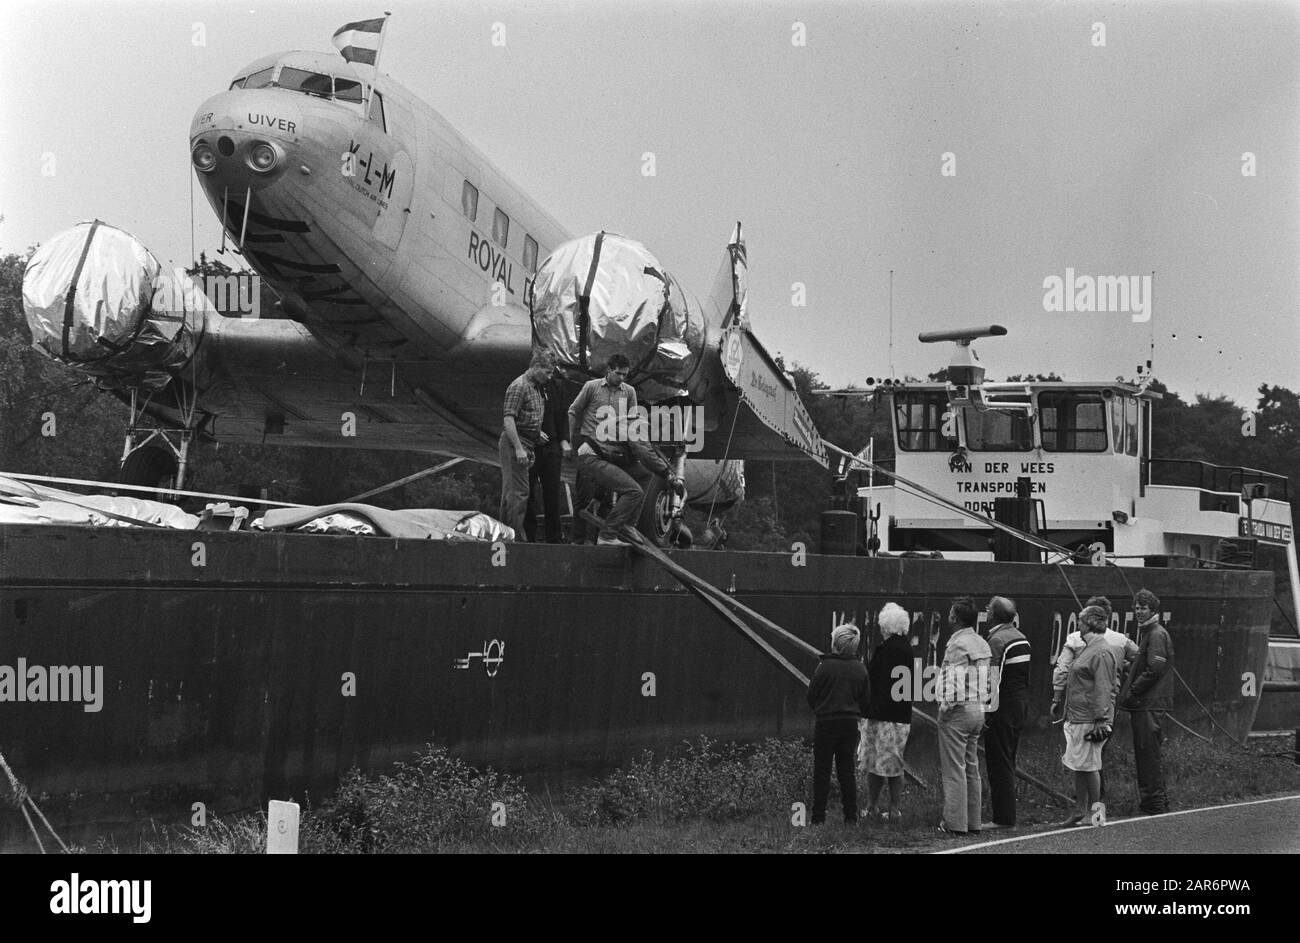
[[4, 25, 1293, 851], [0, 522, 1273, 849]]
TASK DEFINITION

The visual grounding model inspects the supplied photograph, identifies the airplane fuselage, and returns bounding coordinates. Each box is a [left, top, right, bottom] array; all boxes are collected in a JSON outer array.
[[186, 52, 597, 459]]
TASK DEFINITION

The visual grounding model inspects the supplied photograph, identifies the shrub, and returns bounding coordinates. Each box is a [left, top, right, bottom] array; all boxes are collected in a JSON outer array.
[[570, 736, 810, 826], [301, 744, 554, 852]]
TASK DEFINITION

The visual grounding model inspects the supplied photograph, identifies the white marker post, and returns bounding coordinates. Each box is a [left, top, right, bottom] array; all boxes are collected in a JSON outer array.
[[267, 799, 300, 854]]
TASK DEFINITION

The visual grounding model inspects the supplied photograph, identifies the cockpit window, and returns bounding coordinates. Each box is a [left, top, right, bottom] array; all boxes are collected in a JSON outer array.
[[229, 77, 246, 90], [277, 67, 333, 97], [244, 67, 275, 90], [335, 78, 363, 103]]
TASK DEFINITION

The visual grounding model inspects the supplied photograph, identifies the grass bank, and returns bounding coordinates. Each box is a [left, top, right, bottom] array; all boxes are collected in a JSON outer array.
[[123, 729, 1298, 854]]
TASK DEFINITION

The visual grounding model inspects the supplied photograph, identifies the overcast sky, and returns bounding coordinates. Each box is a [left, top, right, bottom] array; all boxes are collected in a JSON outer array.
[[2, 0, 1296, 407]]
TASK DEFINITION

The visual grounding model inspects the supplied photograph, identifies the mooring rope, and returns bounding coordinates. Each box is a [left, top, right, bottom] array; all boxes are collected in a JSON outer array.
[[0, 746, 70, 853], [705, 399, 744, 528]]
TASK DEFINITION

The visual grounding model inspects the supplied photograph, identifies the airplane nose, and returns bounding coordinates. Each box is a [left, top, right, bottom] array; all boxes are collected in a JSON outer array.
[[190, 91, 303, 190]]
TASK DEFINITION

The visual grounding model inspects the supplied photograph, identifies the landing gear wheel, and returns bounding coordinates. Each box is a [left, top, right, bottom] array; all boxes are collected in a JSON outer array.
[[119, 445, 178, 500], [637, 474, 674, 546]]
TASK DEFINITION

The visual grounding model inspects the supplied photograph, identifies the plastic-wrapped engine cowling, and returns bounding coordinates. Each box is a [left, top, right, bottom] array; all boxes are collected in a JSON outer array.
[[22, 220, 206, 392], [529, 232, 711, 404]]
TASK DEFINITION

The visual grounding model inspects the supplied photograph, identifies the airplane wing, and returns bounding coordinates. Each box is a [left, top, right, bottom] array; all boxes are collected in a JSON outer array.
[[23, 217, 829, 485]]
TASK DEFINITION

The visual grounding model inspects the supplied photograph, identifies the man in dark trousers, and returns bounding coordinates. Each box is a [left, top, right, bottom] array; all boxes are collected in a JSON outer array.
[[567, 354, 681, 546], [807, 623, 870, 824], [982, 596, 1031, 829], [523, 374, 570, 543], [1119, 588, 1174, 815], [499, 350, 555, 536]]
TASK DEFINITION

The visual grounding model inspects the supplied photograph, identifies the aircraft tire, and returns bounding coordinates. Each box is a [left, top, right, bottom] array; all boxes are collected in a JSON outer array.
[[638, 474, 674, 545], [119, 445, 178, 498]]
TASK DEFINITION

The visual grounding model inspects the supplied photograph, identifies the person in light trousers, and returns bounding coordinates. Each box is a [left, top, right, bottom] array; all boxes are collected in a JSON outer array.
[[936, 596, 991, 836]]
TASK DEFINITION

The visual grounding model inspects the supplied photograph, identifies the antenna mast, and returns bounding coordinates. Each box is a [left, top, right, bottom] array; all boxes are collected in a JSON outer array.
[[1148, 269, 1156, 380], [888, 269, 894, 380]]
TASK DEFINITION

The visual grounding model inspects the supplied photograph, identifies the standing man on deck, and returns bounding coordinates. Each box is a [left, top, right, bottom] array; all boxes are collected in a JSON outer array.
[[1119, 588, 1174, 815], [499, 350, 555, 537], [983, 596, 1031, 829], [568, 354, 680, 546], [523, 373, 571, 543]]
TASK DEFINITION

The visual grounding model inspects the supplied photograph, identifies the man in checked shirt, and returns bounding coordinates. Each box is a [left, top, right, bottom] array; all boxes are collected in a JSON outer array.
[[499, 350, 557, 537]]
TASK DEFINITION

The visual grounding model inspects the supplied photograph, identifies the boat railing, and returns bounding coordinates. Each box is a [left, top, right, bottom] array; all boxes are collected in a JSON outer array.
[[1146, 458, 1290, 503]]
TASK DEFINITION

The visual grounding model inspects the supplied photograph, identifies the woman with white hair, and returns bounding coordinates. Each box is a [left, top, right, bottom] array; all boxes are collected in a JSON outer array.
[[806, 623, 870, 825], [860, 602, 915, 823]]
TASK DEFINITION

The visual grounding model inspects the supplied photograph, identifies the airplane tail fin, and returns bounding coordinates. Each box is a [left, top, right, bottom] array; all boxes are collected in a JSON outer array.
[[707, 222, 747, 330]]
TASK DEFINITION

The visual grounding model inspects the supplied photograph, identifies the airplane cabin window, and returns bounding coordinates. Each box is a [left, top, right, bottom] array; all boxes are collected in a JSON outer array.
[[229, 77, 247, 90], [367, 91, 386, 131], [461, 182, 479, 221], [277, 68, 333, 97], [523, 235, 538, 273], [244, 67, 275, 90], [493, 208, 509, 247], [334, 78, 363, 103]]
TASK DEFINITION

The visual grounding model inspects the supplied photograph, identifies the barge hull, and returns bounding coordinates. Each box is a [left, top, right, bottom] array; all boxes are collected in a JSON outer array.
[[0, 525, 1273, 847]]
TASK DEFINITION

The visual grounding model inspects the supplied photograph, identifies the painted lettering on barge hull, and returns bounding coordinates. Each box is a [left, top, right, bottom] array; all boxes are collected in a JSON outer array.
[[828, 605, 1172, 690]]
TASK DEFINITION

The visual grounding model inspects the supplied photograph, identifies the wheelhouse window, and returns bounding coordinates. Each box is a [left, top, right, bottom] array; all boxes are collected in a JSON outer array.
[[894, 392, 958, 451], [963, 407, 1031, 451], [461, 181, 479, 221], [492, 208, 510, 247], [1110, 396, 1126, 454], [1040, 390, 1107, 452], [523, 235, 538, 274], [1124, 395, 1139, 456], [367, 90, 385, 131], [243, 67, 275, 90]]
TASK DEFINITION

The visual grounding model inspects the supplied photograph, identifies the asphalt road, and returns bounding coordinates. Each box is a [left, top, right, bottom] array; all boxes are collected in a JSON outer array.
[[939, 795, 1300, 854]]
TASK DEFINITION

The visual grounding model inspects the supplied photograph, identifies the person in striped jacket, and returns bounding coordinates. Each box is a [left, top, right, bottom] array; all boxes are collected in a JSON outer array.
[[983, 596, 1031, 829]]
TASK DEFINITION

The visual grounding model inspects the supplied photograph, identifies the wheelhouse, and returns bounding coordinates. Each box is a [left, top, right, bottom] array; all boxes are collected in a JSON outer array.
[[855, 380, 1298, 638]]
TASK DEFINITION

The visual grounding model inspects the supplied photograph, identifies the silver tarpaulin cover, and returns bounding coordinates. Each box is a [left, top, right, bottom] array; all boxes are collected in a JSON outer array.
[[529, 232, 710, 403], [22, 220, 205, 391], [253, 504, 516, 541]]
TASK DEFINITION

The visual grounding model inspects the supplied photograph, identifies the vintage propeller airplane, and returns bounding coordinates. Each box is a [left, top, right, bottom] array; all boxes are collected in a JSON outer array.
[[21, 24, 828, 544]]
